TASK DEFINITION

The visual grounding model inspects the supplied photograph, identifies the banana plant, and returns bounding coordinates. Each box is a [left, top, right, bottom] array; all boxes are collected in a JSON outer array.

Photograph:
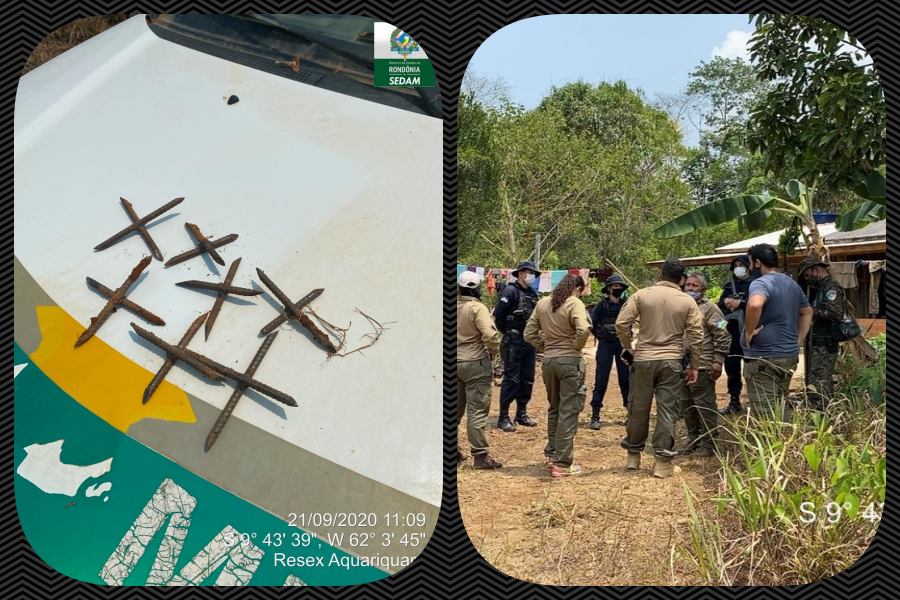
[[654, 179, 830, 258], [654, 176, 887, 260]]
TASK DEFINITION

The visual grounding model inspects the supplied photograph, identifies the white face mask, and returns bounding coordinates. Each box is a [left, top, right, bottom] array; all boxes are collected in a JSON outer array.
[[734, 266, 748, 279], [524, 274, 536, 285]]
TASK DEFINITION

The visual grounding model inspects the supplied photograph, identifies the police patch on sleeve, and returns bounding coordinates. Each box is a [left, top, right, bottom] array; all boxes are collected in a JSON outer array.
[[826, 290, 839, 301], [716, 318, 728, 329], [500, 297, 509, 303]]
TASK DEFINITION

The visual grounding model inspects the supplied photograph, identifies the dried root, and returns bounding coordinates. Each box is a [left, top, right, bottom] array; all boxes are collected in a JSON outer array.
[[305, 306, 393, 362]]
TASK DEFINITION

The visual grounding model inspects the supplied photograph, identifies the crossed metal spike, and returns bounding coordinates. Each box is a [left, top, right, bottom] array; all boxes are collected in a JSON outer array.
[[131, 322, 296, 407], [94, 197, 184, 261], [75, 256, 164, 348], [175, 258, 263, 340], [164, 223, 237, 268], [255, 268, 335, 353], [142, 312, 217, 404], [205, 332, 279, 450]]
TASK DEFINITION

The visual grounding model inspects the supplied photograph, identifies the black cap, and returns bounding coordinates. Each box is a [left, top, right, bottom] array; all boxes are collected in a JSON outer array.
[[602, 274, 630, 292], [730, 255, 750, 269], [798, 255, 829, 276], [511, 261, 541, 277]]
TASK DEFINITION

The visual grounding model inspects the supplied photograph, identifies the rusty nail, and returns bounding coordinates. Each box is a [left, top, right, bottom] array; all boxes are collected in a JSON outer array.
[[94, 197, 184, 259], [86, 277, 165, 326], [164, 234, 238, 267], [75, 256, 155, 348], [206, 331, 279, 450], [143, 312, 209, 404], [131, 323, 295, 407], [185, 222, 226, 266]]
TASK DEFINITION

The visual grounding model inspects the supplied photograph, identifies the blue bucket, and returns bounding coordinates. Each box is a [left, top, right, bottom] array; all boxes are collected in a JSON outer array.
[[813, 212, 838, 224]]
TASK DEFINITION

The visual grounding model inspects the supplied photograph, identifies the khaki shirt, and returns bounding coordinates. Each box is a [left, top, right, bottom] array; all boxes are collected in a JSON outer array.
[[615, 281, 704, 369], [457, 296, 500, 362], [524, 296, 591, 358], [683, 299, 732, 370]]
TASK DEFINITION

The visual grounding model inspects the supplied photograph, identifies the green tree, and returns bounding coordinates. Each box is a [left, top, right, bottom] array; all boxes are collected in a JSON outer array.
[[680, 57, 775, 207], [652, 16, 887, 254], [537, 81, 692, 279], [457, 93, 503, 266], [745, 14, 886, 228]]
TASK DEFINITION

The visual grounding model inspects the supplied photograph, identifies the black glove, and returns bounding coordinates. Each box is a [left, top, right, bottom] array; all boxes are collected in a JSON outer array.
[[621, 350, 634, 366]]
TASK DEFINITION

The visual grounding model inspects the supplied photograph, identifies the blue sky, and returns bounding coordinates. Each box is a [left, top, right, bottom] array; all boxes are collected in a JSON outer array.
[[466, 14, 757, 146]]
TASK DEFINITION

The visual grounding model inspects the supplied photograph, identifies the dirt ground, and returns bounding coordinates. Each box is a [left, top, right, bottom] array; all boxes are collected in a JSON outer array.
[[457, 343, 807, 586]]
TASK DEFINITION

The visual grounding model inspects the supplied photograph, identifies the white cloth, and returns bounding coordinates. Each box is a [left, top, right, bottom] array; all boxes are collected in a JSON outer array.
[[539, 272, 552, 293]]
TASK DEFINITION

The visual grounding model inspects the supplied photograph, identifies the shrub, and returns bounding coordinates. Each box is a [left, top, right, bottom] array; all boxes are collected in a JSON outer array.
[[681, 391, 885, 585]]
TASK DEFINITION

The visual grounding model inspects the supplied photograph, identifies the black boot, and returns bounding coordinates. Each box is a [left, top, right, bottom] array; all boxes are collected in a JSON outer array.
[[497, 415, 517, 432], [590, 409, 601, 430], [457, 447, 467, 464], [720, 397, 743, 415], [474, 453, 503, 469], [515, 408, 537, 427]]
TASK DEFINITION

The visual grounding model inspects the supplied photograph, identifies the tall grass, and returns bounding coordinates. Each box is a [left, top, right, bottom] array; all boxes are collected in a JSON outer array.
[[681, 340, 886, 586]]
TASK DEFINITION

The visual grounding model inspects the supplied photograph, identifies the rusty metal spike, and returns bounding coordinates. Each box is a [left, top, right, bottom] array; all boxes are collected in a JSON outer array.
[[94, 197, 184, 253], [131, 323, 295, 407], [143, 312, 209, 404], [164, 234, 238, 267], [75, 256, 153, 348], [175, 281, 263, 296], [298, 313, 338, 354], [86, 277, 166, 326], [205, 332, 278, 450], [121, 198, 163, 261], [206, 258, 241, 340], [181, 346, 296, 407], [256, 269, 303, 317], [186, 223, 225, 266], [258, 288, 325, 335], [131, 322, 223, 382], [259, 311, 289, 335]]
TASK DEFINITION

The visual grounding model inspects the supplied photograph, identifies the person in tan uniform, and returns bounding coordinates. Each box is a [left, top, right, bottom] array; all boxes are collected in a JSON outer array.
[[524, 275, 591, 478], [615, 258, 704, 478], [457, 272, 502, 469], [680, 272, 731, 457]]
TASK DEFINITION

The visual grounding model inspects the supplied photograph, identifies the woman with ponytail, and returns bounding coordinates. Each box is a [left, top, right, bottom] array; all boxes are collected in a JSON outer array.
[[524, 275, 591, 478]]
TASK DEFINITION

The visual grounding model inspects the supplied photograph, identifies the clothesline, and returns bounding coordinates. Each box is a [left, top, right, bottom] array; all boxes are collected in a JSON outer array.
[[457, 264, 614, 294]]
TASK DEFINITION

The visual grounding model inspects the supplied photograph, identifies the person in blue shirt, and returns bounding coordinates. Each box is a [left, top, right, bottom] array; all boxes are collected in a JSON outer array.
[[742, 244, 813, 420], [492, 261, 541, 432]]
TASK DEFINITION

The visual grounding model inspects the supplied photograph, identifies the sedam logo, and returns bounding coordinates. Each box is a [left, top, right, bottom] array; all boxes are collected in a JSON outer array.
[[390, 28, 420, 60], [374, 22, 435, 88]]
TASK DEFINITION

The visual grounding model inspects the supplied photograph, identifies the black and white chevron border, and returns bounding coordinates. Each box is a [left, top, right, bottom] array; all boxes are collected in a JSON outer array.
[[3, 1, 894, 596]]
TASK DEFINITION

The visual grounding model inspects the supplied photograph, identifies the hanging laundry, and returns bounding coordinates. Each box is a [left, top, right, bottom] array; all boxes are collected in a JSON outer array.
[[568, 268, 580, 276], [829, 262, 858, 289], [550, 270, 568, 289], [475, 266, 485, 277], [539, 271, 552, 293], [457, 265, 466, 277], [467, 265, 477, 273], [869, 260, 886, 315], [579, 269, 591, 295]]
